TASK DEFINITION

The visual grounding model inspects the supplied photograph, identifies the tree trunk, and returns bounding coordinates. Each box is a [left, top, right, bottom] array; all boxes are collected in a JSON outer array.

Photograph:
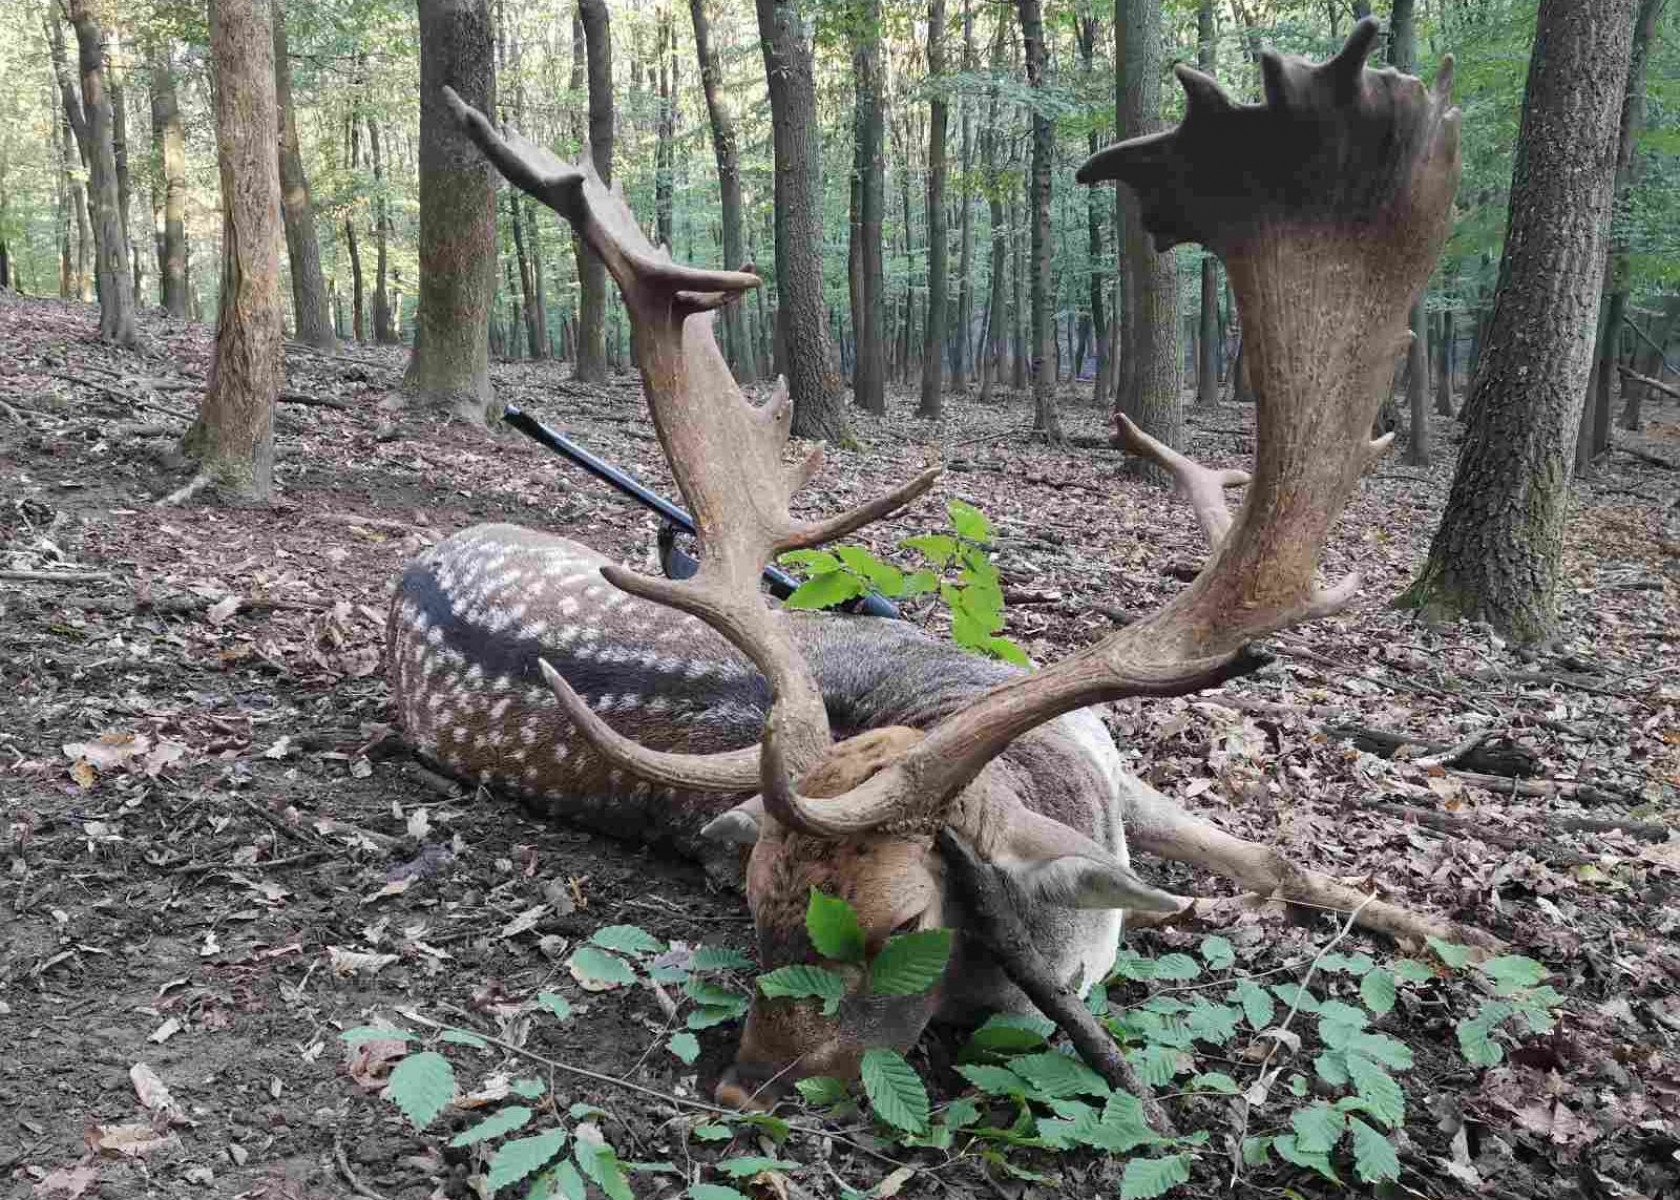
[[755, 0, 848, 440], [1077, 11, 1110, 408], [1114, 0, 1180, 461], [1017, 0, 1061, 442], [1009, 180, 1026, 391], [510, 192, 538, 359], [52, 36, 92, 304], [689, 0, 753, 382], [271, 0, 335, 350], [1401, 0, 1637, 644], [526, 200, 549, 357], [1194, 0, 1219, 409], [978, 9, 1008, 405], [1390, 0, 1430, 465], [368, 119, 395, 344], [573, 0, 613, 383], [850, 0, 886, 414], [1435, 307, 1455, 416], [108, 34, 139, 305], [1595, 0, 1666, 443], [654, 11, 675, 252], [917, 0, 950, 417], [66, 0, 137, 345], [147, 43, 189, 317], [185, 0, 283, 500], [345, 219, 365, 343], [951, 0, 976, 395], [402, 0, 498, 421]]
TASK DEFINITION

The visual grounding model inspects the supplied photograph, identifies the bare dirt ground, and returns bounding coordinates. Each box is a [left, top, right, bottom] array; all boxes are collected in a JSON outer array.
[[2, 294, 1677, 1200]]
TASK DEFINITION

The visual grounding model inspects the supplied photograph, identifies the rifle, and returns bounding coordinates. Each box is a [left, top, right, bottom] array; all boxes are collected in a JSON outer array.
[[502, 404, 901, 620]]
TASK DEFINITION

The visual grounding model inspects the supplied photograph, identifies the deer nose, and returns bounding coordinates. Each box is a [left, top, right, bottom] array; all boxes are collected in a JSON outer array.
[[714, 1063, 791, 1111]]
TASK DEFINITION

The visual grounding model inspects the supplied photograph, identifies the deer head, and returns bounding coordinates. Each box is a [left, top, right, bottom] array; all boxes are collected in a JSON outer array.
[[441, 17, 1458, 1106]]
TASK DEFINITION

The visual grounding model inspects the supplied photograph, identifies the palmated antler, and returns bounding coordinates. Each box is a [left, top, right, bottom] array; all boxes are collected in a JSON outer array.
[[443, 89, 940, 814], [743, 19, 1460, 838]]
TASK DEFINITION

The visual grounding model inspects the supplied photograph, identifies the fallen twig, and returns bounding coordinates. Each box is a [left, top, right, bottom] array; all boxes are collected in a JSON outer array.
[[1617, 363, 1680, 403], [0, 568, 113, 583], [1447, 768, 1634, 807], [333, 1129, 390, 1200]]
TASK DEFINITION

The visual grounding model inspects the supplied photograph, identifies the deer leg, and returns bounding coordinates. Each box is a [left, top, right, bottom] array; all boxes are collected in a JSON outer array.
[[1119, 778, 1505, 953]]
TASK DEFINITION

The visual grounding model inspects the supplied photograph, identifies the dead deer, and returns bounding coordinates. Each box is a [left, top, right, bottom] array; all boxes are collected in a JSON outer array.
[[393, 19, 1488, 1107]]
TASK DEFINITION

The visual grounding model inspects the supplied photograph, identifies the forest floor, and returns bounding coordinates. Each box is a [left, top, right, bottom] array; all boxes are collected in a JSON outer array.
[[0, 294, 1677, 1200]]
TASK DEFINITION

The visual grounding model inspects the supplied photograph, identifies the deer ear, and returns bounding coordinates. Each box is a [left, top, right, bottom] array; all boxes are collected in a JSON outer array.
[[983, 808, 1183, 913], [700, 795, 764, 846]]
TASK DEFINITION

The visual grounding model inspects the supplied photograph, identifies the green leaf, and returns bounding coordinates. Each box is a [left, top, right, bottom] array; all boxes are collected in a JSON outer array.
[[1360, 968, 1397, 1016], [668, 1032, 700, 1064], [757, 965, 847, 1015], [528, 1160, 586, 1200], [946, 499, 993, 544], [1272, 982, 1320, 1013], [805, 889, 866, 963], [1241, 1136, 1272, 1167], [1088, 1091, 1159, 1153], [1127, 1044, 1183, 1088], [859, 1048, 929, 1134], [1318, 952, 1375, 976], [1199, 935, 1236, 969], [590, 924, 663, 955], [834, 546, 905, 595], [739, 1113, 790, 1143], [1229, 979, 1275, 1029], [1393, 957, 1436, 984], [567, 946, 636, 989], [868, 929, 952, 996], [340, 1026, 413, 1046], [1317, 1000, 1370, 1032], [683, 979, 745, 1008], [441, 1029, 489, 1050], [981, 636, 1031, 667], [1346, 1054, 1405, 1129], [386, 1051, 454, 1131], [956, 1063, 1030, 1096], [1291, 1102, 1346, 1155], [687, 1004, 745, 1030], [536, 992, 572, 1022], [941, 1096, 982, 1130], [794, 1076, 848, 1106], [1185, 1001, 1242, 1046], [901, 569, 939, 596], [1151, 953, 1202, 981], [691, 1124, 734, 1142], [1190, 1072, 1239, 1095], [1479, 955, 1548, 992], [1349, 1117, 1401, 1183], [783, 570, 865, 611], [647, 962, 690, 984], [574, 1135, 632, 1200], [487, 1128, 569, 1193], [1010, 1051, 1110, 1099], [1119, 1154, 1191, 1200], [1273, 1134, 1340, 1183], [451, 1105, 534, 1147], [1457, 1004, 1510, 1067], [901, 534, 959, 568], [1343, 1030, 1415, 1070], [777, 549, 841, 574], [1427, 936, 1474, 969], [687, 1186, 749, 1200], [964, 1012, 1054, 1054], [715, 1156, 799, 1178], [690, 946, 754, 972], [510, 1078, 547, 1099]]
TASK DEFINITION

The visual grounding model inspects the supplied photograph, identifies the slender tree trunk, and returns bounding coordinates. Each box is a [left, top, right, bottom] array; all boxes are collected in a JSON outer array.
[[1194, 0, 1220, 409], [689, 0, 753, 382], [917, 0, 950, 416], [345, 219, 365, 343], [951, 0, 976, 395], [1017, 0, 1061, 441], [1390, 0, 1431, 464], [573, 0, 612, 382], [654, 10, 675, 251], [53, 57, 91, 302], [1077, 11, 1111, 407], [66, 0, 136, 345], [851, 0, 886, 414], [526, 200, 549, 356], [148, 41, 188, 317], [1010, 180, 1026, 390], [368, 119, 395, 344], [1114, 0, 1180, 461], [185, 0, 283, 500], [108, 34, 140, 305], [1435, 307, 1455, 415], [271, 0, 335, 349], [403, 0, 497, 421], [510, 193, 538, 359], [1401, 0, 1637, 643], [978, 10, 1007, 404]]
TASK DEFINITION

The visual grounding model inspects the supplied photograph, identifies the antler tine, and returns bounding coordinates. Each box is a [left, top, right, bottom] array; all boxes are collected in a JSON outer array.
[[446, 88, 941, 818], [775, 21, 1460, 837]]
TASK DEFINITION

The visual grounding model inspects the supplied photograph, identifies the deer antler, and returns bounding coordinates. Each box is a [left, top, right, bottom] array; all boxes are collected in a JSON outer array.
[[748, 19, 1461, 837], [443, 89, 941, 815]]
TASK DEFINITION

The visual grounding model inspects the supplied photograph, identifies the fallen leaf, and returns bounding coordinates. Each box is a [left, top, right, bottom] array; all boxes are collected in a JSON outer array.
[[148, 1018, 183, 1045], [206, 595, 241, 625], [876, 1165, 917, 1197], [143, 740, 188, 777], [62, 732, 149, 770], [32, 1165, 98, 1199], [131, 1062, 184, 1122], [87, 1123, 175, 1159], [328, 946, 399, 978], [499, 904, 547, 940]]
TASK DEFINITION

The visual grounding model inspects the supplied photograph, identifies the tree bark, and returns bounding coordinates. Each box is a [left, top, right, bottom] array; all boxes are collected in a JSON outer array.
[[66, 0, 137, 345], [51, 25, 92, 304], [185, 0, 283, 501], [1194, 0, 1219, 409], [402, 0, 498, 421], [572, 0, 613, 382], [654, 10, 675, 252], [951, 0, 976, 395], [689, 0, 753, 382], [1114, 0, 1180, 462], [850, 0, 886, 414], [1391, 0, 1430, 465], [1401, 0, 1638, 644], [978, 8, 1008, 405], [1435, 307, 1455, 416], [1017, 0, 1061, 442], [108, 33, 139, 305], [368, 119, 395, 344], [1077, 10, 1110, 408], [1009, 179, 1026, 390], [272, 0, 335, 350], [917, 0, 950, 417], [150, 39, 190, 316], [755, 0, 848, 440]]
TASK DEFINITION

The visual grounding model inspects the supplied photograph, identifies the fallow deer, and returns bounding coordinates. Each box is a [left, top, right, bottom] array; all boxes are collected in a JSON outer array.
[[391, 20, 1485, 1106]]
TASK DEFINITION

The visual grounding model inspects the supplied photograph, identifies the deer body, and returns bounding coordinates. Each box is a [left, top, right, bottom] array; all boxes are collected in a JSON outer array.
[[390, 523, 1151, 1014]]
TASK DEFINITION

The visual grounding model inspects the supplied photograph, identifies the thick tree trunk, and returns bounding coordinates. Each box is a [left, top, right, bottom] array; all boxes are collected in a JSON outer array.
[[572, 0, 613, 383], [1194, 0, 1219, 409], [271, 0, 335, 349], [850, 0, 886, 414], [368, 119, 395, 344], [1017, 0, 1061, 442], [402, 0, 498, 421], [148, 42, 189, 317], [67, 1, 137, 345], [1401, 0, 1637, 643], [1114, 0, 1180, 461], [917, 0, 950, 417], [755, 0, 848, 440], [184, 0, 283, 501], [689, 0, 753, 381]]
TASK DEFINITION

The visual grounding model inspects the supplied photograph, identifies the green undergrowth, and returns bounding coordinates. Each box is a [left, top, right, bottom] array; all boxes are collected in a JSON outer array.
[[345, 893, 1558, 1198]]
